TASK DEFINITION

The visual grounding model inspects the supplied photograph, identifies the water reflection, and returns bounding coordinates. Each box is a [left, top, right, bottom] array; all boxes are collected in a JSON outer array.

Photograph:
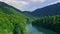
[[26, 23, 44, 34], [32, 24, 58, 34], [26, 22, 59, 34]]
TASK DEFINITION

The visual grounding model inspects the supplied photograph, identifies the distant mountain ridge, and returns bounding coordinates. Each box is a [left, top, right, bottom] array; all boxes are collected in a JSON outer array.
[[1, 1, 60, 17], [0, 2, 22, 12], [22, 2, 60, 17], [31, 2, 60, 17]]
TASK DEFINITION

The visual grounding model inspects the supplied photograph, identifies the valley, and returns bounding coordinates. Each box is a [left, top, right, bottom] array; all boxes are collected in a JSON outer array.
[[0, 1, 60, 34]]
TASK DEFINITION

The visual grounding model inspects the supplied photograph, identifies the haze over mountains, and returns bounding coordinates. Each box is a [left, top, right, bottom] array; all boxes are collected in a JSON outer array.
[[0, 1, 60, 17], [31, 2, 60, 17], [0, 1, 60, 34], [23, 2, 60, 17]]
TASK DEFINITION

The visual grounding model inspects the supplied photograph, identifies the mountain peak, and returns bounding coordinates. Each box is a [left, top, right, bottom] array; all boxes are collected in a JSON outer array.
[[0, 1, 9, 7], [31, 2, 60, 17], [0, 1, 21, 12], [0, 1, 6, 4]]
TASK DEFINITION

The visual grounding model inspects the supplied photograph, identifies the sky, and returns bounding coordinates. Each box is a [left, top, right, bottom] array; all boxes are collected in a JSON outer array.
[[0, 0, 60, 11]]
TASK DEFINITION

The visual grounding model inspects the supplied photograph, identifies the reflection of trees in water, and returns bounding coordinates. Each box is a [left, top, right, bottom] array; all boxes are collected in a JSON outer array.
[[32, 23, 43, 32], [26, 18, 30, 24], [32, 16, 60, 33], [32, 24, 58, 34]]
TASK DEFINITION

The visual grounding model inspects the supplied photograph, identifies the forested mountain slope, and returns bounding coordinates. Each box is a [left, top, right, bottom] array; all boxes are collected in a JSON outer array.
[[0, 2, 26, 34]]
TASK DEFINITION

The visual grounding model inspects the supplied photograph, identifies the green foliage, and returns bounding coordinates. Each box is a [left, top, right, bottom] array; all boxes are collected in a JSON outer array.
[[32, 15, 60, 33], [0, 6, 26, 34]]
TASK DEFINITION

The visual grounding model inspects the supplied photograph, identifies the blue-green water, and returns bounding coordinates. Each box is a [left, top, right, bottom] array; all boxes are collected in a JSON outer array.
[[26, 23, 59, 34]]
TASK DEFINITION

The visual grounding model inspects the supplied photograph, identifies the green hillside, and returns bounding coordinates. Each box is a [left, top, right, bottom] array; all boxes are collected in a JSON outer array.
[[0, 2, 26, 34], [32, 15, 60, 33]]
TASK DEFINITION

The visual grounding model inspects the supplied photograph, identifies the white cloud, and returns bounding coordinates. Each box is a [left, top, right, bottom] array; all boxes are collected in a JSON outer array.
[[0, 0, 60, 11], [30, 0, 46, 3], [57, 0, 60, 2], [48, 0, 60, 5], [0, 0, 29, 5], [0, 0, 29, 11]]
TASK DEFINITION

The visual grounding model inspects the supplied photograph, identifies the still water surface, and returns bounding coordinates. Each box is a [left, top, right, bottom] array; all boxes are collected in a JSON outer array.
[[26, 23, 58, 34]]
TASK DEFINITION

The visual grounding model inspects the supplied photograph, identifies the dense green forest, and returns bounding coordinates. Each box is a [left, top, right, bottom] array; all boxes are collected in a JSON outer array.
[[0, 5, 27, 34], [32, 15, 60, 33], [0, 1, 60, 34]]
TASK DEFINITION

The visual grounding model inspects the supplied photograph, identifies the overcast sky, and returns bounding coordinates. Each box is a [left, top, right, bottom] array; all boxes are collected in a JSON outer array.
[[0, 0, 60, 11]]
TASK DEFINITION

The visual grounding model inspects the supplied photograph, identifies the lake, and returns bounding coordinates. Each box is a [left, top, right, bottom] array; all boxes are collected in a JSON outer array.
[[26, 23, 59, 34]]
